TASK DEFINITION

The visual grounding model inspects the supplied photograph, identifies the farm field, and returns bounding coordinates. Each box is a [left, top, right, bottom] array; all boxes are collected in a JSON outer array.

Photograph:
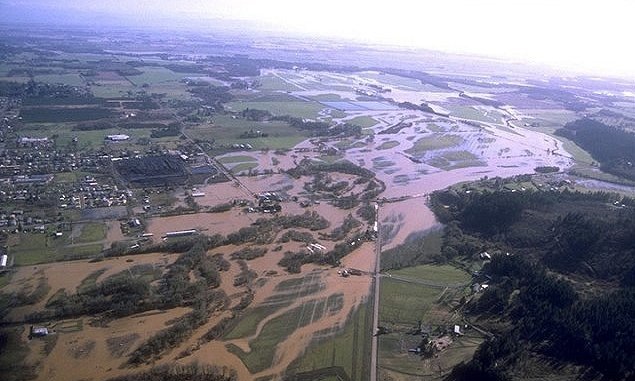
[[378, 264, 477, 380]]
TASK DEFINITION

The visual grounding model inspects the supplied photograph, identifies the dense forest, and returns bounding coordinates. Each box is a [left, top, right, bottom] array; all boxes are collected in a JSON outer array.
[[556, 118, 635, 181], [428, 188, 635, 380]]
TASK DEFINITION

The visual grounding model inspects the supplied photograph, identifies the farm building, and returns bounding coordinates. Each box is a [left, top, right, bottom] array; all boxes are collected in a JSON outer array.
[[30, 326, 48, 337], [106, 134, 130, 141], [164, 229, 197, 238]]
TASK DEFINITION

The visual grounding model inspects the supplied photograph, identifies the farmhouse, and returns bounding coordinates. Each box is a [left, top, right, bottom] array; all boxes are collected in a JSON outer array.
[[30, 326, 49, 337], [106, 134, 130, 141]]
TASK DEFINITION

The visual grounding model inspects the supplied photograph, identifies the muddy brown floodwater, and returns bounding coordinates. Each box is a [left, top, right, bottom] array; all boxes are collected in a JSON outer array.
[[16, 68, 583, 381]]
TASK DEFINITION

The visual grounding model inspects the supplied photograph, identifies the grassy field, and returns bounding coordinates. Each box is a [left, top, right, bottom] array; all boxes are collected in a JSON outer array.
[[446, 105, 500, 123], [9, 233, 102, 265], [257, 75, 303, 92], [380, 279, 441, 325], [379, 264, 476, 379], [230, 162, 259, 174], [386, 265, 471, 286], [126, 66, 194, 85], [20, 107, 115, 123], [227, 298, 331, 373], [33, 73, 85, 86], [428, 150, 485, 170], [76, 269, 107, 294], [224, 304, 288, 340], [189, 115, 310, 151], [406, 134, 464, 156], [225, 100, 325, 119], [218, 155, 258, 164], [377, 141, 400, 150], [90, 82, 137, 98], [347, 115, 379, 128], [9, 234, 58, 265], [308, 93, 344, 101], [286, 303, 371, 381], [0, 272, 12, 289], [75, 223, 106, 244]]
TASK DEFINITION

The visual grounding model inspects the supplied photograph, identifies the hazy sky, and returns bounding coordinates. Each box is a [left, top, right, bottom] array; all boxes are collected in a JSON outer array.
[[3, 0, 634, 78]]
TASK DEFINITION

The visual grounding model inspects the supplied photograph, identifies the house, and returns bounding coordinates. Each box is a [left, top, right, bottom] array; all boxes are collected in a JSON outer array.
[[479, 251, 491, 260], [106, 134, 130, 141], [30, 326, 48, 337]]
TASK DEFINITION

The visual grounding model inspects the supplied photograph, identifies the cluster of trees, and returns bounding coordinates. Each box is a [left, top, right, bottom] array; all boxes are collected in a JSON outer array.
[[322, 214, 361, 241], [429, 186, 635, 379], [229, 246, 267, 261], [107, 363, 236, 381], [25, 241, 229, 330], [533, 166, 559, 173], [225, 211, 329, 246], [188, 85, 233, 111], [150, 123, 181, 138], [278, 231, 369, 273], [430, 188, 635, 281], [556, 118, 635, 180], [287, 159, 375, 179], [240, 108, 362, 137], [127, 289, 228, 365], [463, 255, 635, 380], [277, 230, 315, 244]]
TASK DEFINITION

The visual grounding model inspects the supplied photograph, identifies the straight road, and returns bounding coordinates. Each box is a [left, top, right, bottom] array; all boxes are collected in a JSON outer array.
[[370, 203, 381, 381]]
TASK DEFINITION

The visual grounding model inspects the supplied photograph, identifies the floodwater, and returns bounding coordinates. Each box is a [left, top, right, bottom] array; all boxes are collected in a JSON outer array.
[[13, 67, 593, 381], [3, 252, 176, 322]]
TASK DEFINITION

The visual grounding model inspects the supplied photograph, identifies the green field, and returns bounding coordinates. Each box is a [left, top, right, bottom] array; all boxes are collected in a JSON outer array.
[[229, 162, 259, 174], [20, 107, 114, 123], [406, 134, 464, 156], [76, 269, 107, 294], [380, 279, 441, 325], [218, 155, 258, 164], [347, 115, 379, 128], [428, 150, 485, 170], [379, 264, 476, 378], [33, 73, 85, 86], [225, 100, 325, 119], [257, 74, 303, 92], [386, 265, 471, 286], [75, 223, 107, 244], [377, 141, 400, 150], [188, 115, 310, 151], [287, 303, 371, 381], [447, 105, 501, 123], [224, 305, 286, 341], [9, 233, 102, 266], [126, 66, 192, 85], [227, 297, 340, 374]]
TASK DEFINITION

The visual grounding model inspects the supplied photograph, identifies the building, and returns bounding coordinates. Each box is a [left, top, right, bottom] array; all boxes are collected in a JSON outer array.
[[12, 174, 54, 185], [106, 134, 130, 141], [0, 254, 7, 267], [164, 229, 197, 238], [30, 326, 48, 337]]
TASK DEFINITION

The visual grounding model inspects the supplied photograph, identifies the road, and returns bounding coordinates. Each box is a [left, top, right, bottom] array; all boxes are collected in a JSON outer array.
[[179, 123, 255, 199], [370, 202, 381, 381]]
